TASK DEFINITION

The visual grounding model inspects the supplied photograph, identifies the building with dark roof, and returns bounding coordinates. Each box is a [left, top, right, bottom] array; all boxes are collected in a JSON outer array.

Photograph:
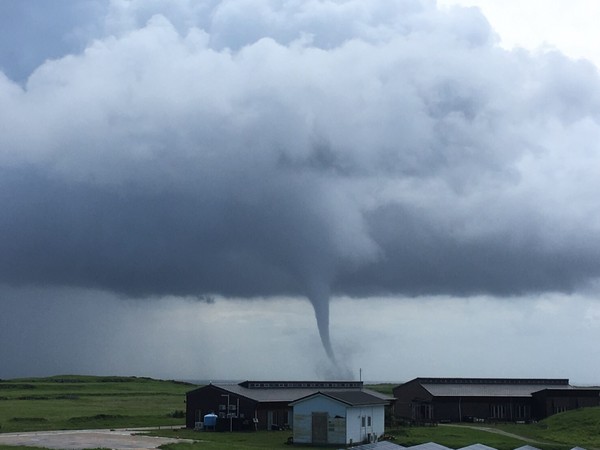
[[185, 380, 393, 431], [393, 378, 600, 423]]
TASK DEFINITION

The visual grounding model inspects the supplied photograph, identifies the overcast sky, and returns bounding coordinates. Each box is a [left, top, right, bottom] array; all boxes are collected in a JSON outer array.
[[1, 0, 600, 384]]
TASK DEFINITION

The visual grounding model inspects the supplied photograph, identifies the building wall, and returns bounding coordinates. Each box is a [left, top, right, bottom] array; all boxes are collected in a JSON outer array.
[[393, 380, 434, 420], [345, 405, 385, 445], [255, 401, 292, 430], [185, 385, 258, 430], [432, 397, 532, 422], [393, 381, 600, 423], [293, 396, 347, 445], [532, 390, 600, 419], [293, 397, 385, 445], [392, 381, 537, 423]]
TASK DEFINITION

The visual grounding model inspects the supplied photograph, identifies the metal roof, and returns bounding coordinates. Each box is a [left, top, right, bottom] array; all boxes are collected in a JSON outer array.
[[211, 383, 393, 403], [458, 444, 499, 450], [416, 378, 569, 385], [405, 442, 453, 450], [343, 442, 405, 450], [240, 380, 363, 389], [342, 444, 585, 450], [343, 444, 582, 450], [417, 378, 572, 398], [422, 383, 572, 397], [291, 390, 389, 407], [323, 390, 390, 406]]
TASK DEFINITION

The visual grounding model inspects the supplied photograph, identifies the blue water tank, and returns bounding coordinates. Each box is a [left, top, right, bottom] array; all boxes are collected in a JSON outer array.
[[203, 413, 218, 428]]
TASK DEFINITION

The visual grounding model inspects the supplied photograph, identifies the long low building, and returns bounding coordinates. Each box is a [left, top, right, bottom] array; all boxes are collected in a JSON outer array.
[[186, 380, 394, 431], [393, 378, 600, 423]]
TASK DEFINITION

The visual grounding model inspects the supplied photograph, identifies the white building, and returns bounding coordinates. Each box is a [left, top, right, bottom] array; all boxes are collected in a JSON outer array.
[[290, 390, 389, 446]]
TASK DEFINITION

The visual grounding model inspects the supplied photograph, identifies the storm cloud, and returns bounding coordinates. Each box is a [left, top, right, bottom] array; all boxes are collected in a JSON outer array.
[[2, 0, 600, 365]]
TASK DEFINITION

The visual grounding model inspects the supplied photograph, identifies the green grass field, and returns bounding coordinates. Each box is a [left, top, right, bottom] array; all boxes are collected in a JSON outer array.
[[484, 407, 600, 449], [1, 376, 599, 450], [149, 425, 569, 450], [0, 375, 192, 432]]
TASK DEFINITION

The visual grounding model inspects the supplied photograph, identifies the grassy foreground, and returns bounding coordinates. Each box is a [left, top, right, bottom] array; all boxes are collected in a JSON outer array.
[[150, 425, 568, 450], [0, 375, 192, 433], [486, 407, 600, 449], [1, 376, 599, 450]]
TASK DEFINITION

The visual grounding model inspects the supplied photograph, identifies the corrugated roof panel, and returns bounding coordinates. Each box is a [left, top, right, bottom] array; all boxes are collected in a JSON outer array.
[[421, 383, 573, 397], [405, 442, 453, 450], [514, 446, 542, 450], [344, 442, 405, 450], [458, 444, 498, 450], [322, 390, 390, 406], [212, 384, 393, 403]]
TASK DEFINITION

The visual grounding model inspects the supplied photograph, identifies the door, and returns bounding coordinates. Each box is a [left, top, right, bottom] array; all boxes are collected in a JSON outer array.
[[311, 412, 328, 444]]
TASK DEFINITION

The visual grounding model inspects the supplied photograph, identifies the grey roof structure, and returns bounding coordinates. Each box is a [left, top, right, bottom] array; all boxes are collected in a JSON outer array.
[[405, 444, 572, 450], [291, 390, 389, 407], [458, 444, 499, 450], [344, 442, 405, 450], [405, 442, 453, 450], [208, 381, 394, 404], [416, 378, 572, 398], [343, 444, 587, 450]]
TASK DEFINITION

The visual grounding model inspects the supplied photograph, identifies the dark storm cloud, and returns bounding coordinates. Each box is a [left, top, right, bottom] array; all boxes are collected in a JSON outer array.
[[2, 0, 600, 358]]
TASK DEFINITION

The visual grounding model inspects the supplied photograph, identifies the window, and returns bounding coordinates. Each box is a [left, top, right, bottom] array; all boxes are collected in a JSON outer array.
[[361, 416, 366, 427], [218, 404, 226, 411], [367, 416, 372, 427]]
